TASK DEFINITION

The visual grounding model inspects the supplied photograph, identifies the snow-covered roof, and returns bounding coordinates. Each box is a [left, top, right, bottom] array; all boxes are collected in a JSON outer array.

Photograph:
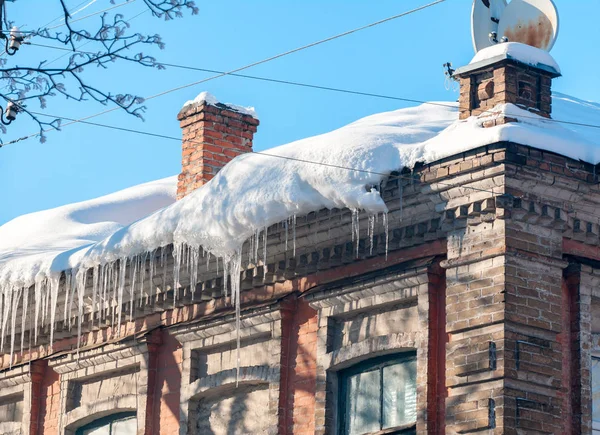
[[1, 92, 599, 291], [456, 42, 561, 77]]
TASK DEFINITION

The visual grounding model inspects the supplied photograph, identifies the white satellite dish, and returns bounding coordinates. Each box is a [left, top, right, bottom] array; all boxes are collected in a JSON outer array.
[[497, 0, 559, 52], [471, 0, 559, 53], [471, 0, 508, 53]]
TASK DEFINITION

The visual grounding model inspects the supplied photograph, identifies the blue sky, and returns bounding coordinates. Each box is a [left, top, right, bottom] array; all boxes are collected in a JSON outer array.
[[0, 0, 597, 225]]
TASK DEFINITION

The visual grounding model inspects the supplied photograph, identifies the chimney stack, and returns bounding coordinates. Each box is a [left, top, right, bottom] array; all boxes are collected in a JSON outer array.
[[176, 92, 259, 200], [454, 43, 561, 124]]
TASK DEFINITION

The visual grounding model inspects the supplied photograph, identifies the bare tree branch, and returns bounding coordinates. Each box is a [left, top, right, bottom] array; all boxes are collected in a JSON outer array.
[[0, 0, 198, 143]]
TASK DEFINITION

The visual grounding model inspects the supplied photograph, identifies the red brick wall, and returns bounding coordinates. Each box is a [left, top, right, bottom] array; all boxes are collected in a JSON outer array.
[[37, 361, 61, 435], [279, 297, 318, 435], [151, 329, 183, 435]]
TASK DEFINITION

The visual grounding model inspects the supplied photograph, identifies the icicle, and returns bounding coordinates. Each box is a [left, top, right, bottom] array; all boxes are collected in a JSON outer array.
[[20, 285, 29, 357], [68, 270, 78, 331], [149, 249, 155, 305], [9, 288, 22, 367], [173, 243, 183, 305], [225, 249, 243, 386], [190, 246, 199, 300], [161, 247, 167, 305], [42, 278, 50, 327], [140, 252, 148, 308], [92, 265, 99, 329], [9, 288, 20, 362], [110, 262, 117, 333], [368, 215, 375, 256], [75, 268, 87, 356], [33, 278, 43, 344], [223, 258, 229, 300], [101, 264, 108, 324], [1, 287, 12, 351], [352, 209, 360, 258], [206, 249, 210, 272], [130, 256, 138, 318], [254, 228, 260, 265], [262, 226, 267, 267], [383, 212, 389, 261], [49, 276, 60, 351], [116, 259, 127, 337], [292, 214, 297, 258]]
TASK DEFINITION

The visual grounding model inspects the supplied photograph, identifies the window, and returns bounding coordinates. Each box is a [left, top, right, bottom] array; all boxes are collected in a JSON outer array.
[[593, 357, 600, 433], [339, 353, 417, 435], [76, 412, 137, 435]]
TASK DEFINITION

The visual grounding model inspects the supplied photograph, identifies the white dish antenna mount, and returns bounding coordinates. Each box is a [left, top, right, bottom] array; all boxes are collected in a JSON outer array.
[[471, 0, 559, 53]]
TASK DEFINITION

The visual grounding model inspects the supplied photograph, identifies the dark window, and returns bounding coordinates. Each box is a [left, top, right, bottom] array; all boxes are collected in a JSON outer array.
[[76, 412, 137, 435], [339, 353, 417, 435]]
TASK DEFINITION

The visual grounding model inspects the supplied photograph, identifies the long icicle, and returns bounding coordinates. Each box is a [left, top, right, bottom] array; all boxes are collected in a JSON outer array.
[[49, 276, 60, 351], [20, 285, 29, 357]]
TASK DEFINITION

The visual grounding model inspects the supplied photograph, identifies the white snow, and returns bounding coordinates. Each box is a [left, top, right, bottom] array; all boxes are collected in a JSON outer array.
[[181, 91, 258, 119], [0, 177, 177, 288], [470, 42, 561, 74], [1, 91, 600, 361]]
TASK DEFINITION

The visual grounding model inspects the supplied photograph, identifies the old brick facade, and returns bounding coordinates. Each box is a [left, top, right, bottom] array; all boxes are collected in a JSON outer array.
[[2, 55, 600, 435]]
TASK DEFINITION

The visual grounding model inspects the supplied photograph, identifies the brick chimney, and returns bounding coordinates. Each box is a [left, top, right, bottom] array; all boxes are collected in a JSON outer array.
[[454, 43, 561, 124], [176, 93, 259, 200]]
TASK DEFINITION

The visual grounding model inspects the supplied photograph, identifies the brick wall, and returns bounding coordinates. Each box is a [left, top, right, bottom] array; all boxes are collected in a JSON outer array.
[[4, 139, 600, 434]]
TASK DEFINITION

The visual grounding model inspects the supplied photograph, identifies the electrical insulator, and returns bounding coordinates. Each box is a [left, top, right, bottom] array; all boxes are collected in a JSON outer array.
[[5, 102, 17, 121], [9, 27, 22, 51]]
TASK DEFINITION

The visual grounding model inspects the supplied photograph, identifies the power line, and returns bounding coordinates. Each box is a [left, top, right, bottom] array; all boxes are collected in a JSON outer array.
[[25, 43, 600, 132], [24, 109, 507, 197], [0, 0, 447, 146], [17, 0, 137, 33]]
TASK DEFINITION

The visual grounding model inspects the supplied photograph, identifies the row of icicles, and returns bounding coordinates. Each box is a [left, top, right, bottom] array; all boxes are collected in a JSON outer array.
[[0, 210, 390, 372]]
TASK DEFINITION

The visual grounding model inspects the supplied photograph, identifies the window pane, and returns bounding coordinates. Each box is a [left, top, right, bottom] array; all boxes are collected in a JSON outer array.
[[111, 416, 137, 434], [382, 359, 417, 429], [593, 358, 600, 423], [82, 425, 110, 435], [346, 369, 381, 435]]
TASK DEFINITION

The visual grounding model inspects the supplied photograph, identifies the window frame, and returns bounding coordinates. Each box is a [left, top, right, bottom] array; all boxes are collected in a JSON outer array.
[[338, 352, 417, 435], [75, 411, 137, 435]]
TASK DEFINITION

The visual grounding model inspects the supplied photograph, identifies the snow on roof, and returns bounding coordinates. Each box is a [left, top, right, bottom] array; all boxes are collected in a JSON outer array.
[[1, 93, 599, 291], [181, 91, 258, 119], [459, 42, 561, 76], [0, 177, 177, 286]]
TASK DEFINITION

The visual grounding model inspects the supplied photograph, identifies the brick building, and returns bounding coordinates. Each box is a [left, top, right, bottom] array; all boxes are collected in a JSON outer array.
[[1, 42, 600, 435]]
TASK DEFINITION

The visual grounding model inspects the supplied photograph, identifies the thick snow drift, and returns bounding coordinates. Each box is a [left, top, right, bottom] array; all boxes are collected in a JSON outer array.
[[0, 177, 177, 287]]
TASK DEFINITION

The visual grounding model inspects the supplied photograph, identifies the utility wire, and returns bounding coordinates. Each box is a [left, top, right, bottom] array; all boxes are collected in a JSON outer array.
[[25, 109, 507, 197], [25, 42, 600, 132], [0, 0, 446, 146]]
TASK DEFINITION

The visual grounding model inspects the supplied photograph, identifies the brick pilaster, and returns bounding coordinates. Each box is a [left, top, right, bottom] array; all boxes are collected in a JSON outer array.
[[38, 362, 61, 435], [151, 329, 183, 434], [278, 297, 318, 435]]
